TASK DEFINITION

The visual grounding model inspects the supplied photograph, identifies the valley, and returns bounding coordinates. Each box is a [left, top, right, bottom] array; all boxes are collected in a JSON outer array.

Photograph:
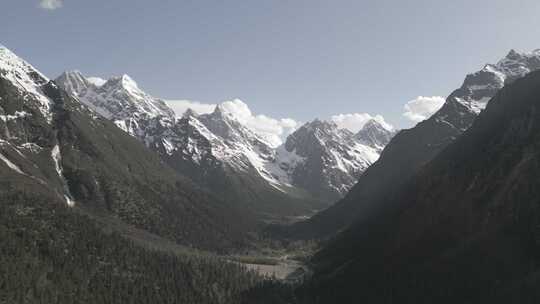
[[3, 2, 540, 302]]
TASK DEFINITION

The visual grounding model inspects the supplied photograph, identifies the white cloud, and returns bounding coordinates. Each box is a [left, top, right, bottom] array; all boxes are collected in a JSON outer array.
[[39, 0, 63, 10], [166, 99, 299, 147], [87, 77, 106, 87], [219, 99, 299, 146], [331, 113, 393, 133], [403, 96, 445, 123], [166, 100, 217, 116]]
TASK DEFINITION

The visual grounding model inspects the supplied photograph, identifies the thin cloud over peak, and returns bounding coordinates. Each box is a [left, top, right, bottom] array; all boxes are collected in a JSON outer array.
[[165, 99, 299, 147], [331, 113, 394, 133], [39, 0, 63, 10], [403, 96, 445, 123], [166, 99, 217, 116]]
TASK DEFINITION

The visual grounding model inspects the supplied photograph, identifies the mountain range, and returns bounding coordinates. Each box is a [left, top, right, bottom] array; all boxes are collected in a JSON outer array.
[[6, 39, 540, 303], [0, 45, 250, 250], [56, 70, 395, 221]]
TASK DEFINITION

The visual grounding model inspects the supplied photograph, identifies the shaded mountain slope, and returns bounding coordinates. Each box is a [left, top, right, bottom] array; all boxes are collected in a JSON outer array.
[[285, 48, 540, 239], [304, 69, 540, 304]]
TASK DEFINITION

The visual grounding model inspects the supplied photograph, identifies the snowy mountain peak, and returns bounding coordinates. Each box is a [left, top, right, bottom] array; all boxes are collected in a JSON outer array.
[[210, 103, 242, 122], [59, 71, 395, 201], [0, 46, 49, 82], [505, 49, 520, 59], [183, 108, 199, 118], [209, 103, 230, 119], [56, 71, 174, 121], [104, 74, 140, 94], [0, 45, 53, 122], [444, 48, 540, 117], [362, 118, 387, 131], [495, 49, 540, 81], [284, 118, 386, 198], [356, 119, 396, 151], [302, 119, 340, 135], [56, 70, 91, 96]]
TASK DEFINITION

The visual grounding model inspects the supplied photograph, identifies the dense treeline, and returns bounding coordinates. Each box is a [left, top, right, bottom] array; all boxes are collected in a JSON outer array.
[[0, 192, 261, 304], [240, 281, 299, 304]]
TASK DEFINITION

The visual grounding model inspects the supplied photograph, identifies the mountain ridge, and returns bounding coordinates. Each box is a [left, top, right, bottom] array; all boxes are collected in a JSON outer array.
[[282, 47, 540, 239], [303, 65, 540, 304], [57, 70, 395, 219]]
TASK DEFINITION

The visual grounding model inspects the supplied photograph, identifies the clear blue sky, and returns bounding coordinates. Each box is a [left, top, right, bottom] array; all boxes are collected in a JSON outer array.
[[2, 0, 540, 127]]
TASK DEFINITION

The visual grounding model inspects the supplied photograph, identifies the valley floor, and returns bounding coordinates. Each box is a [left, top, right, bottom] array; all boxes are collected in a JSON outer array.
[[236, 255, 303, 281], [227, 237, 318, 285]]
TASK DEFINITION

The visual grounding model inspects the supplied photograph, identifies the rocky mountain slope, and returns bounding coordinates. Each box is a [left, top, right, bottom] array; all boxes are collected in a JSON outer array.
[[284, 119, 390, 200], [285, 48, 540, 239], [303, 66, 540, 304], [0, 45, 248, 251], [57, 71, 395, 220]]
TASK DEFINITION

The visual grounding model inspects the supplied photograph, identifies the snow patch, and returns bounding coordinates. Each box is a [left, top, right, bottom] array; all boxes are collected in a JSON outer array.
[[0, 111, 30, 122], [0, 151, 24, 175], [51, 145, 75, 207]]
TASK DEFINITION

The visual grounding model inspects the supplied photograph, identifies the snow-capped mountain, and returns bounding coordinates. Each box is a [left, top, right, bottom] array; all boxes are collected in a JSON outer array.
[[0, 45, 248, 249], [56, 71, 174, 137], [436, 49, 540, 133], [0, 45, 53, 123], [355, 119, 397, 152], [56, 71, 395, 215], [284, 119, 383, 199], [0, 45, 73, 205]]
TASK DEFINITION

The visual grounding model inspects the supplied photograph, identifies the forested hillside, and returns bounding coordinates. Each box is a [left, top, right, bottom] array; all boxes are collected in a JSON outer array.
[[0, 191, 262, 304]]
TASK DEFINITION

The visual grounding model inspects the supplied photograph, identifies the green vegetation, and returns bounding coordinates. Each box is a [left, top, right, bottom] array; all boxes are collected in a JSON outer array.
[[0, 192, 262, 304]]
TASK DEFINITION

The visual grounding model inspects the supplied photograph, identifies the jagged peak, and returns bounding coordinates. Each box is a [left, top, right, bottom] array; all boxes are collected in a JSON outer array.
[[56, 71, 106, 91], [503, 48, 540, 58], [505, 48, 520, 59], [55, 70, 91, 96], [359, 119, 382, 132], [212, 103, 225, 115], [304, 118, 337, 130], [60, 69, 84, 78], [360, 118, 394, 132], [209, 103, 237, 121], [104, 74, 135, 86], [183, 108, 198, 118], [57, 70, 88, 84], [497, 48, 540, 65]]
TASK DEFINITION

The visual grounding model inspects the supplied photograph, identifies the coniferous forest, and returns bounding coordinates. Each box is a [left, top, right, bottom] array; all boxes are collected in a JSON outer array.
[[0, 192, 262, 304]]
